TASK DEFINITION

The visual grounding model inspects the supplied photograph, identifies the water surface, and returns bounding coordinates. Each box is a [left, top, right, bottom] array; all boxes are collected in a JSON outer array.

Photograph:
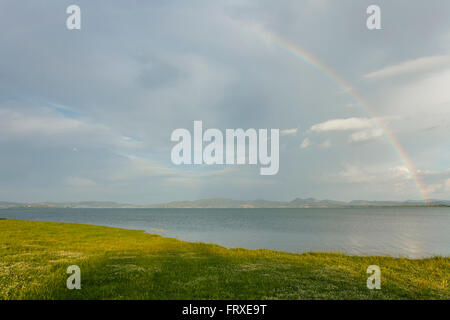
[[1, 207, 449, 258]]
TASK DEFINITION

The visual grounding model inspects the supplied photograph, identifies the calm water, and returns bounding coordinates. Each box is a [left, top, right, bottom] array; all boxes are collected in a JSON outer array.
[[1, 207, 449, 258]]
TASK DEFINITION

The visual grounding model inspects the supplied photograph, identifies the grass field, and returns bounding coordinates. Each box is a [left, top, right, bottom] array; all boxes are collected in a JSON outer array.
[[0, 219, 448, 300]]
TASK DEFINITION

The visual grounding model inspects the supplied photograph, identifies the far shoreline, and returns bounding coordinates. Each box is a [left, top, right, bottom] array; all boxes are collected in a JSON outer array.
[[1, 205, 450, 209]]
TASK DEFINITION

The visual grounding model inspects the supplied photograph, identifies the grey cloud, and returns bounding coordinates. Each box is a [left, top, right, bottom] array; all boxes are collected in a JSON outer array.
[[1, 0, 449, 202]]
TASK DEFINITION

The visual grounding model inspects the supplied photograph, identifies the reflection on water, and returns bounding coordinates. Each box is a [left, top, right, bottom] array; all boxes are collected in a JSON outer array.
[[1, 207, 449, 258]]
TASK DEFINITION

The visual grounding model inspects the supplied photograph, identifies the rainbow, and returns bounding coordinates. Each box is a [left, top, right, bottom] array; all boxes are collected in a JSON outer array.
[[257, 29, 429, 201]]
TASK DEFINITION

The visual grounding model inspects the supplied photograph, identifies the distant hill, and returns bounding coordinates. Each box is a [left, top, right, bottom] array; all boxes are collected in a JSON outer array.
[[0, 201, 23, 207], [148, 198, 287, 208], [151, 198, 450, 208], [287, 198, 347, 208], [0, 201, 133, 209], [2, 198, 448, 209]]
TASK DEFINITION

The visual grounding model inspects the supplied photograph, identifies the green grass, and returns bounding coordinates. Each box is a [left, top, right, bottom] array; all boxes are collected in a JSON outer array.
[[0, 219, 448, 300]]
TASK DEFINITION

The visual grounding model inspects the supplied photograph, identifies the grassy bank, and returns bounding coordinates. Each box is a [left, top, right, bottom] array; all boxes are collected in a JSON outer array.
[[0, 219, 448, 299]]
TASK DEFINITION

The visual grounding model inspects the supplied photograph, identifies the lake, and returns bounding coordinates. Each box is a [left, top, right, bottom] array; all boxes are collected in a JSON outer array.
[[1, 207, 449, 258]]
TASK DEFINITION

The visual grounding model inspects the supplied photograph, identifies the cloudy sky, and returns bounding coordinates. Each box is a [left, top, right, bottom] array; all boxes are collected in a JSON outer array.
[[1, 0, 450, 204]]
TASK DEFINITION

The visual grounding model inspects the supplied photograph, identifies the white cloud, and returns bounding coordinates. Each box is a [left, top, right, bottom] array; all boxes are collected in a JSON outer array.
[[0, 104, 149, 153], [309, 117, 383, 145], [385, 68, 450, 115], [300, 137, 311, 149], [389, 166, 412, 180], [310, 117, 374, 132], [280, 128, 298, 136], [364, 55, 450, 80], [0, 108, 84, 136], [348, 128, 383, 143]]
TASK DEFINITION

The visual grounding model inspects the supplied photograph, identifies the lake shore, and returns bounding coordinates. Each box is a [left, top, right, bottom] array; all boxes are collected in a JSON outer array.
[[0, 219, 448, 300]]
